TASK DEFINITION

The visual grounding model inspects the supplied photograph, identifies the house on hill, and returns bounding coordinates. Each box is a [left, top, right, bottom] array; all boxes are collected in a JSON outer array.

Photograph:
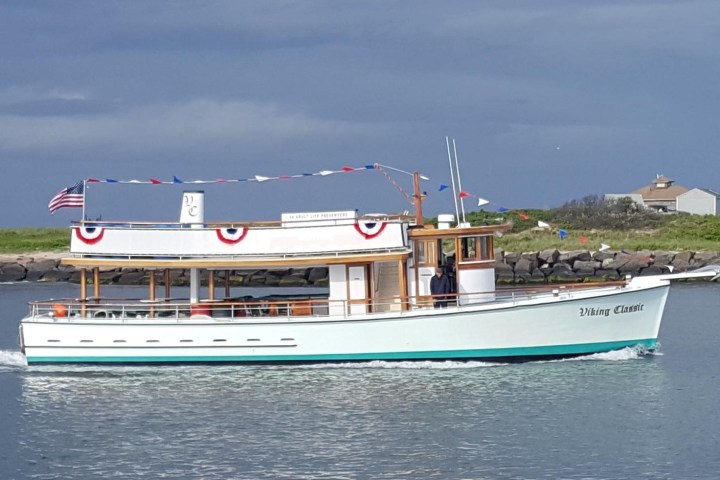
[[676, 188, 720, 215], [632, 175, 688, 212], [605, 175, 718, 215]]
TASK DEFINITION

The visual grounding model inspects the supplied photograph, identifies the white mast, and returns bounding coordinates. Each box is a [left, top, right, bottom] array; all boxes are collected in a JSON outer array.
[[452, 139, 467, 226], [445, 136, 460, 226]]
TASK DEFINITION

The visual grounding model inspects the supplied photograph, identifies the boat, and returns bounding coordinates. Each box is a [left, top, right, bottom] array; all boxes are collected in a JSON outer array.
[[19, 172, 720, 364]]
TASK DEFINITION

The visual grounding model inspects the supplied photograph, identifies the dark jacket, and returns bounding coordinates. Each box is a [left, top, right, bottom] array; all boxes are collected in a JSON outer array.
[[430, 273, 451, 296]]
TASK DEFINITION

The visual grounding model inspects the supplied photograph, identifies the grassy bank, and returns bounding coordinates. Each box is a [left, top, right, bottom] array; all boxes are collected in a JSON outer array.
[[495, 228, 720, 253], [0, 228, 68, 254], [470, 205, 720, 252], [1, 209, 719, 255]]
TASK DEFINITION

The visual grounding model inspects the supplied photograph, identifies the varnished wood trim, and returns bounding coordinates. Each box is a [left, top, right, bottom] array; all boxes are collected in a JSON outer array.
[[93, 267, 100, 298], [80, 268, 87, 318], [61, 251, 409, 269], [408, 223, 511, 238], [456, 261, 495, 270]]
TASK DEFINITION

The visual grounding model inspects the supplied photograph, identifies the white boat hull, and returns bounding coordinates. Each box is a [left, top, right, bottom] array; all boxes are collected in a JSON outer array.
[[20, 280, 669, 364]]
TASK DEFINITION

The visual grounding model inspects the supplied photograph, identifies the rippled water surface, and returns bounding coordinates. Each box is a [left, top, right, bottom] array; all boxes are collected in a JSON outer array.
[[1, 282, 720, 479]]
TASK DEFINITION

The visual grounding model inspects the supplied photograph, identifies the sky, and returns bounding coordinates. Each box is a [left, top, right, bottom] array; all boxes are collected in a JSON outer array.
[[1, 0, 719, 227]]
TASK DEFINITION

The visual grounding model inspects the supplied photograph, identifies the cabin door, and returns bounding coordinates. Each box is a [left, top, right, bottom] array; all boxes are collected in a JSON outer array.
[[348, 265, 369, 315]]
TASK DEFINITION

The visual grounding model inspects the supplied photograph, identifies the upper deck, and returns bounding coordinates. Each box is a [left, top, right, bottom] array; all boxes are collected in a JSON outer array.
[[64, 211, 412, 268]]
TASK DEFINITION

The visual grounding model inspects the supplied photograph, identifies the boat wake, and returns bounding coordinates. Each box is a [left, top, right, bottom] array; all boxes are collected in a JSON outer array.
[[0, 349, 28, 368], [289, 345, 656, 369], [563, 344, 658, 362]]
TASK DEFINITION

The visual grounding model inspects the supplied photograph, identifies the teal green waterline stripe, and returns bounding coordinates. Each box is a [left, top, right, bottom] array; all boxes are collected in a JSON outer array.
[[27, 339, 656, 363]]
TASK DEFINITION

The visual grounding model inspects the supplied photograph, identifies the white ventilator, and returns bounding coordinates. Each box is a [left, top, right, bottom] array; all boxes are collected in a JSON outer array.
[[180, 191, 205, 302]]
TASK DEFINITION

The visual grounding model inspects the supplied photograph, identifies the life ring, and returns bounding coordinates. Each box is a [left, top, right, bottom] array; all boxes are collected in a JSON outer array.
[[53, 304, 68, 317]]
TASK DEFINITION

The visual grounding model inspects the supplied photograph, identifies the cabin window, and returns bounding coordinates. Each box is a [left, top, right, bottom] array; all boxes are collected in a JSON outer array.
[[460, 235, 493, 262], [461, 237, 476, 261], [416, 241, 426, 265], [414, 240, 437, 267], [480, 236, 491, 260]]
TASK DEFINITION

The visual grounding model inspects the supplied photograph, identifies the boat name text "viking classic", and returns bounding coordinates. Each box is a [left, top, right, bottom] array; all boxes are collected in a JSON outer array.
[[579, 303, 645, 317]]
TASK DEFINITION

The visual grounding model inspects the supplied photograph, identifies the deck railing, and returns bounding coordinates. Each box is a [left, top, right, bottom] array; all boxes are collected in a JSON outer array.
[[26, 281, 627, 322]]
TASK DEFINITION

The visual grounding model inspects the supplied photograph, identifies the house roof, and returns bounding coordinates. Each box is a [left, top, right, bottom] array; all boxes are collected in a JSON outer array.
[[652, 175, 673, 185], [633, 184, 689, 201], [633, 175, 689, 201], [679, 188, 720, 198]]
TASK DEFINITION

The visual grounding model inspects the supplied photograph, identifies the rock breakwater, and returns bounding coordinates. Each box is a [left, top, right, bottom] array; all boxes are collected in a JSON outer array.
[[2, 250, 719, 285], [0, 253, 329, 287], [494, 249, 720, 284]]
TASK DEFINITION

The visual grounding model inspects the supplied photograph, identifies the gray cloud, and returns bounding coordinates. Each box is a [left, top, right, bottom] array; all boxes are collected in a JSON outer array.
[[1, 0, 719, 226]]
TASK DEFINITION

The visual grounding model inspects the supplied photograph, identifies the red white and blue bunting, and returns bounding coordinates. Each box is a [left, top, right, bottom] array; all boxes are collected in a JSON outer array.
[[50, 164, 431, 218], [215, 227, 249, 244], [74, 226, 105, 244], [354, 220, 387, 239], [84, 164, 378, 185]]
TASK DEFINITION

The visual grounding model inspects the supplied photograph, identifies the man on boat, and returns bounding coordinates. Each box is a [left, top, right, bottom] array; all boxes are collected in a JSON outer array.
[[445, 254, 456, 294], [430, 267, 451, 308]]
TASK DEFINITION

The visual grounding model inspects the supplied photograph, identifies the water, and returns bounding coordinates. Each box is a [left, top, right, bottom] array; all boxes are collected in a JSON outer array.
[[1, 282, 719, 479]]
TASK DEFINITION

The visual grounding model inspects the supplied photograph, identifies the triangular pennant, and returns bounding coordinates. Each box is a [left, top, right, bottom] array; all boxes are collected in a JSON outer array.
[[341, 166, 355, 172], [537, 220, 550, 228], [438, 184, 449, 192], [559, 229, 567, 240], [173, 176, 184, 184], [579, 235, 588, 243], [86, 178, 100, 183], [477, 198, 489, 207], [458, 191, 470, 199], [517, 212, 530, 220], [150, 178, 162, 185], [599, 243, 611, 252], [255, 175, 270, 182]]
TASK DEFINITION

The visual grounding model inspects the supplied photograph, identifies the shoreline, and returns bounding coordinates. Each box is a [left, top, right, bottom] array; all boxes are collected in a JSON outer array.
[[2, 249, 719, 285]]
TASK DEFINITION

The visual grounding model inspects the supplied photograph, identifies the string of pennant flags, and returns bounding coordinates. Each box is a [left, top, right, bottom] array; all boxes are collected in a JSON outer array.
[[48, 164, 381, 214], [84, 164, 377, 185], [48, 162, 627, 253]]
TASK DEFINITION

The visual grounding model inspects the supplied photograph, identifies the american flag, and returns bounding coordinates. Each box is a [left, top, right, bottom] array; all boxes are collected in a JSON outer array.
[[48, 181, 84, 214]]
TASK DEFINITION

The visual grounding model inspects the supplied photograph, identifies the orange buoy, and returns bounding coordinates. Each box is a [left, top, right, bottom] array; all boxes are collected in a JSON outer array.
[[53, 303, 68, 317]]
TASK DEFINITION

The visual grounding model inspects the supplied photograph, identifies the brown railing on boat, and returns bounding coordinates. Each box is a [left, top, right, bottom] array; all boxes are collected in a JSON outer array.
[[26, 281, 628, 321]]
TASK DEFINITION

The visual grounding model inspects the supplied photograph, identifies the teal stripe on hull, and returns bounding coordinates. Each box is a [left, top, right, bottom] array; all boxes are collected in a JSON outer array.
[[26, 339, 657, 364]]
